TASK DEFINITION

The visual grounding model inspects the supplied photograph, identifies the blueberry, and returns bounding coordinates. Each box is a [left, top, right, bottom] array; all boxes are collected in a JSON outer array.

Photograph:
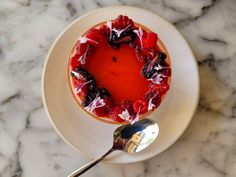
[[156, 52, 167, 65], [87, 80, 96, 92], [75, 67, 96, 92], [96, 88, 111, 98], [142, 60, 156, 79], [108, 28, 136, 48], [82, 88, 111, 107], [82, 91, 97, 107]]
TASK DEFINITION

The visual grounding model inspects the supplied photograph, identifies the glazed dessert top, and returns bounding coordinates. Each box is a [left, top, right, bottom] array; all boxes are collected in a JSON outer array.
[[68, 15, 171, 124]]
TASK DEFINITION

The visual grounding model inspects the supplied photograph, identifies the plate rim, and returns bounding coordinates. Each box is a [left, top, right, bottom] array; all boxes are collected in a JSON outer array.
[[42, 5, 200, 164]]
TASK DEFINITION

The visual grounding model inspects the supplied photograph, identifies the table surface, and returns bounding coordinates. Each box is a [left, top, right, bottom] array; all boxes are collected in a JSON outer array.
[[0, 0, 236, 177]]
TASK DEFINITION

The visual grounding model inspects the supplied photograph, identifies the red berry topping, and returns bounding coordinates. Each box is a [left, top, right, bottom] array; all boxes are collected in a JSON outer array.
[[93, 97, 113, 117], [136, 48, 158, 62], [121, 101, 134, 115], [99, 24, 110, 36], [109, 101, 134, 122], [145, 91, 161, 108], [158, 83, 169, 95], [71, 77, 87, 98], [142, 32, 158, 49], [163, 68, 171, 77], [133, 99, 148, 114], [70, 53, 80, 70], [113, 15, 134, 29], [136, 49, 147, 62], [151, 82, 169, 96], [109, 104, 125, 122], [85, 28, 103, 46], [76, 42, 88, 55]]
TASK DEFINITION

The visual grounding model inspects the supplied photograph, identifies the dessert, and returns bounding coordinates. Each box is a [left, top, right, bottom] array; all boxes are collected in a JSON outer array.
[[68, 15, 171, 124]]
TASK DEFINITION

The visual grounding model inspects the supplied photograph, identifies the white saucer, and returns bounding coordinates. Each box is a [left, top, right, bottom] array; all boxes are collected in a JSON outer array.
[[42, 6, 199, 164]]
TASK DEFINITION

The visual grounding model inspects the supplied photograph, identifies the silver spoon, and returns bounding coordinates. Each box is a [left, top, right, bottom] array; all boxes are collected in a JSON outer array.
[[67, 118, 159, 177]]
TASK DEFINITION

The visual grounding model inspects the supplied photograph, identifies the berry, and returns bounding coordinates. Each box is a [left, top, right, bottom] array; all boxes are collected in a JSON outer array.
[[82, 91, 97, 107], [150, 82, 169, 96], [142, 51, 169, 79], [144, 91, 161, 108], [96, 88, 111, 97], [142, 32, 158, 49], [76, 42, 88, 55], [108, 29, 136, 48], [136, 49, 147, 62], [133, 99, 148, 114], [142, 60, 156, 79], [146, 48, 158, 60], [156, 51, 167, 65], [93, 97, 113, 117], [120, 101, 134, 115], [71, 77, 87, 98], [113, 15, 134, 29], [70, 54, 80, 70], [109, 104, 125, 122], [99, 24, 110, 36], [72, 77, 82, 87], [163, 67, 171, 77], [85, 28, 103, 46], [109, 101, 134, 122], [157, 83, 169, 95], [75, 67, 96, 92]]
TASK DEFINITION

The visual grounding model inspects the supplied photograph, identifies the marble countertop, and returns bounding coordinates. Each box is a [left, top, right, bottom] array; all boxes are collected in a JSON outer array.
[[0, 0, 236, 177]]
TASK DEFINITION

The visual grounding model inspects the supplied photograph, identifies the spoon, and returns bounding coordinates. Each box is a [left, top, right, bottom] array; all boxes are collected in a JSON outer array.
[[67, 118, 159, 177]]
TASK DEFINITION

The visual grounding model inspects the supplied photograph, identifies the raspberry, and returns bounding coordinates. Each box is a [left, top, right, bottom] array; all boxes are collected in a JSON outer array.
[[144, 91, 161, 108], [135, 45, 158, 63], [71, 77, 87, 98], [146, 48, 158, 60], [163, 67, 171, 77], [120, 101, 134, 115], [109, 105, 125, 122], [150, 82, 169, 96], [76, 42, 88, 55], [93, 97, 113, 117], [99, 24, 110, 36], [109, 101, 134, 122], [133, 99, 148, 114], [70, 53, 80, 70], [142, 32, 158, 49], [72, 77, 82, 88], [157, 83, 169, 95], [136, 49, 147, 62], [113, 15, 134, 29], [85, 28, 103, 46]]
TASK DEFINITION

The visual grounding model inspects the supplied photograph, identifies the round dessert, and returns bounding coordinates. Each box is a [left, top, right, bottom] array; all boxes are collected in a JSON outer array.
[[68, 15, 171, 124]]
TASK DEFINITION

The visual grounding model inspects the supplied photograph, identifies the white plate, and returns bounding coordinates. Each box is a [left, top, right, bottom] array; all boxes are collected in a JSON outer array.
[[42, 6, 199, 164]]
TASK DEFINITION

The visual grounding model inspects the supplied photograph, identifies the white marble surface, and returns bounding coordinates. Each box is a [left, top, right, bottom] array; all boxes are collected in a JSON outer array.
[[0, 0, 236, 176]]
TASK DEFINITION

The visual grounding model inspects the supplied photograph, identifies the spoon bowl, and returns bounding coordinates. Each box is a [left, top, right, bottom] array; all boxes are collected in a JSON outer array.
[[113, 119, 159, 153], [68, 118, 159, 177]]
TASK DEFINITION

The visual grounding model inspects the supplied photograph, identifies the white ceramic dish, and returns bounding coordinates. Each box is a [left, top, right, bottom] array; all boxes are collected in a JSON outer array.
[[42, 6, 199, 164]]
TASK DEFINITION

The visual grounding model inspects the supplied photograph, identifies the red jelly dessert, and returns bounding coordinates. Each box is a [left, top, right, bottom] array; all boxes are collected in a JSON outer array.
[[68, 15, 171, 124]]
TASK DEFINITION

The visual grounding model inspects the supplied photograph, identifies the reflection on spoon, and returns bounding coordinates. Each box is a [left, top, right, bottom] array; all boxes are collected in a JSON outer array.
[[67, 118, 159, 177]]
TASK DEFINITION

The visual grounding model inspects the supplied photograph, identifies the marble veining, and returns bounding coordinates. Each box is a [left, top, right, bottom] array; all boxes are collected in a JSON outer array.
[[0, 0, 236, 176]]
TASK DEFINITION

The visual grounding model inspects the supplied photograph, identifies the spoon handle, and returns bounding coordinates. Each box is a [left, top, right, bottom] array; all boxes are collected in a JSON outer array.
[[67, 148, 114, 177]]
